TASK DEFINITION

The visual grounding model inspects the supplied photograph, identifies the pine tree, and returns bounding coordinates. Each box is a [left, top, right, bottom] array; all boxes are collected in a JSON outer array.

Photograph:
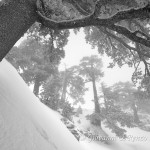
[[100, 83, 134, 137], [79, 55, 103, 127]]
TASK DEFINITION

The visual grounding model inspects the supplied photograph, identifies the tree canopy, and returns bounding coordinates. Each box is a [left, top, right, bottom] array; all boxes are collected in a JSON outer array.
[[1, 0, 150, 86]]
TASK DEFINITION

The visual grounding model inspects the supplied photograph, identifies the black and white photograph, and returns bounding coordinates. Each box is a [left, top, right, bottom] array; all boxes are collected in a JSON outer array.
[[0, 0, 150, 149]]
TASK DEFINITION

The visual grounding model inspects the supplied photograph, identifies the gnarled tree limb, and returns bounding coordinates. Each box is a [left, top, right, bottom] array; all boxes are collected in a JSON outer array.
[[36, 1, 150, 49]]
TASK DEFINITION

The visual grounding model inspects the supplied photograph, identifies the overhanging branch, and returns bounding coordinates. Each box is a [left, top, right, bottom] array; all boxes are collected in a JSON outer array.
[[100, 27, 150, 58], [107, 24, 150, 48], [108, 4, 150, 24], [36, 0, 150, 48]]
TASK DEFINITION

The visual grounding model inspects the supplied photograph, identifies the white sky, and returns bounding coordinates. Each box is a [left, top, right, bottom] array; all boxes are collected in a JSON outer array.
[[60, 29, 135, 109], [16, 29, 134, 86], [60, 29, 134, 86]]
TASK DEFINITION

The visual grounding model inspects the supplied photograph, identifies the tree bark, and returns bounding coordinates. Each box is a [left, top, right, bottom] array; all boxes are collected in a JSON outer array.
[[33, 75, 41, 97], [92, 76, 101, 127], [0, 0, 38, 61]]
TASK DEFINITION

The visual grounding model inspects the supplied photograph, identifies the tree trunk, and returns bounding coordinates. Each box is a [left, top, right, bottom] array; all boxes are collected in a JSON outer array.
[[132, 101, 140, 124], [33, 75, 41, 97], [92, 76, 101, 127], [0, 0, 38, 61]]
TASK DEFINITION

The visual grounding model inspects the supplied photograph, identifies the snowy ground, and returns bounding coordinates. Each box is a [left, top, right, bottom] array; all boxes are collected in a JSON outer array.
[[0, 59, 150, 150], [0, 59, 85, 150], [73, 109, 150, 150]]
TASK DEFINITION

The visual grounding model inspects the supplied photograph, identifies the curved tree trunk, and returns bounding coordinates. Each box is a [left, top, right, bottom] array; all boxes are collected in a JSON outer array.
[[92, 76, 101, 127], [0, 0, 38, 61]]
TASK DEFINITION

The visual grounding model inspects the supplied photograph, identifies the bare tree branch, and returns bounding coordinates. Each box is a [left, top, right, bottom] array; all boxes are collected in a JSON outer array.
[[106, 33, 135, 65], [106, 35, 118, 51], [143, 58, 150, 76], [106, 24, 150, 48], [99, 27, 150, 58], [132, 61, 141, 77], [136, 43, 150, 76]]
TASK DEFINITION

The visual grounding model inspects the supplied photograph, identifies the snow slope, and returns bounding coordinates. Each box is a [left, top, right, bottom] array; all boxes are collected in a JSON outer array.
[[1, 59, 150, 150], [0, 59, 85, 150], [74, 109, 150, 150]]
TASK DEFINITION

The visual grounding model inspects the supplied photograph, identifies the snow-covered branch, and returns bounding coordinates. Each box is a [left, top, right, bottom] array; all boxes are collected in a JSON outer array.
[[36, 0, 150, 49]]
